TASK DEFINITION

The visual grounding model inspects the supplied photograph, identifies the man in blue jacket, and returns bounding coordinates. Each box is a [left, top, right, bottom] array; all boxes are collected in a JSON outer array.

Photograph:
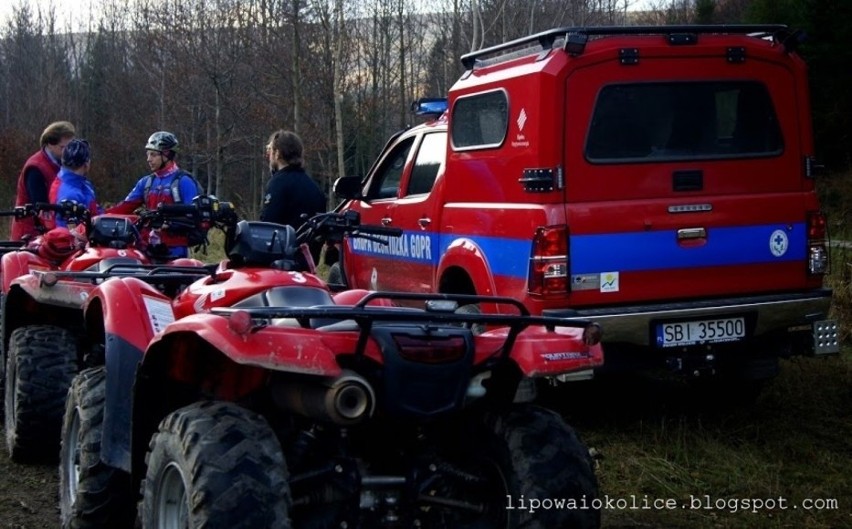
[[48, 139, 102, 228]]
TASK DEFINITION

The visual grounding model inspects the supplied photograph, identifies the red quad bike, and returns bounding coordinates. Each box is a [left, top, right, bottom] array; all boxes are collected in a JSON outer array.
[[60, 210, 605, 529], [1, 197, 229, 463]]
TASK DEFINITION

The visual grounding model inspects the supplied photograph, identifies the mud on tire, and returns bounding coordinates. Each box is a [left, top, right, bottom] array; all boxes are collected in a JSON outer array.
[[482, 404, 600, 529], [141, 401, 292, 529], [60, 367, 134, 529], [5, 324, 78, 463]]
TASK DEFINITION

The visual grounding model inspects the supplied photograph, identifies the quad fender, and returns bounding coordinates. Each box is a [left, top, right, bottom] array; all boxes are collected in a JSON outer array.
[[169, 257, 205, 267], [144, 315, 344, 378], [1, 250, 50, 294], [331, 288, 395, 307], [481, 326, 605, 377], [3, 272, 91, 355], [9, 272, 94, 310], [437, 237, 499, 304], [85, 276, 168, 352], [84, 277, 173, 471]]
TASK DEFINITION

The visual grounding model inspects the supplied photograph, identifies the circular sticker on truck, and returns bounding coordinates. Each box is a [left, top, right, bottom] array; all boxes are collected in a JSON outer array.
[[769, 229, 788, 257]]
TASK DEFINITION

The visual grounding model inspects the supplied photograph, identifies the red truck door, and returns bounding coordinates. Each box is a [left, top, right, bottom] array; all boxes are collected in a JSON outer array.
[[344, 130, 446, 293]]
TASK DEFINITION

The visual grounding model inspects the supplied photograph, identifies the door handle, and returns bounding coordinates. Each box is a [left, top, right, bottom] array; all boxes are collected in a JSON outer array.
[[677, 227, 707, 247], [677, 227, 706, 240], [381, 217, 392, 226], [418, 217, 431, 228]]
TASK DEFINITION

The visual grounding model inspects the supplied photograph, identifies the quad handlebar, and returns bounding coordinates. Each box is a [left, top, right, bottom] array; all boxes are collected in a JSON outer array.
[[227, 210, 402, 270], [0, 201, 91, 226], [140, 196, 237, 229], [296, 210, 403, 247]]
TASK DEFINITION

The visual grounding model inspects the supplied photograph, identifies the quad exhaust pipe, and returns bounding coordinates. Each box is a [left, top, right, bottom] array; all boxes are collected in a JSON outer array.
[[272, 370, 375, 425]]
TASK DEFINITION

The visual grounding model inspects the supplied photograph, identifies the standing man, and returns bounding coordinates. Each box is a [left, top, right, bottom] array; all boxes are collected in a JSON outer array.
[[107, 131, 202, 258], [260, 130, 326, 261], [10, 121, 76, 240], [48, 139, 102, 228]]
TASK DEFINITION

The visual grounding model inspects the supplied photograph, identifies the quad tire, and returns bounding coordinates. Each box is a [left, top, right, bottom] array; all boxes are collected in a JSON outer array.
[[60, 367, 134, 529], [141, 401, 292, 529], [5, 324, 78, 462], [0, 292, 6, 409], [474, 404, 600, 529]]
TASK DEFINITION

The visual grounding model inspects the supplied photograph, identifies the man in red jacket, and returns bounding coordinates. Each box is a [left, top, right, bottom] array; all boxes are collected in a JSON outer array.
[[10, 121, 76, 240]]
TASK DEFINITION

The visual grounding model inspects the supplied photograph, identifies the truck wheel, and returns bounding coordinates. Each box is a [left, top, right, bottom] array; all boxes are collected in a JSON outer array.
[[455, 302, 485, 335], [472, 404, 600, 528], [141, 401, 292, 529], [60, 367, 134, 529], [5, 324, 78, 462], [326, 261, 347, 289]]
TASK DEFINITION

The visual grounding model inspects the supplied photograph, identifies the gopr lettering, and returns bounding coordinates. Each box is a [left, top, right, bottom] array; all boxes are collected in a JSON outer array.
[[351, 233, 433, 262]]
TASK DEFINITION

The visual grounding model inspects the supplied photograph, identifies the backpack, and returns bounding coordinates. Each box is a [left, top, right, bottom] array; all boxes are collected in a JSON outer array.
[[143, 171, 204, 204]]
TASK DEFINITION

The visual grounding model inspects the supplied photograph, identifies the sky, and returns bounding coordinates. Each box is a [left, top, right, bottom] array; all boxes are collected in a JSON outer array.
[[0, 0, 80, 29], [0, 0, 660, 27]]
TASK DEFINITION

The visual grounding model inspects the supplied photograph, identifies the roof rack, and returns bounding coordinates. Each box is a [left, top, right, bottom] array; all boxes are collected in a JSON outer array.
[[460, 24, 791, 70]]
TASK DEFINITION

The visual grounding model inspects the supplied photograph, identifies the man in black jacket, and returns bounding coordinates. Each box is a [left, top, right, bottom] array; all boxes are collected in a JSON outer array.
[[260, 130, 327, 262]]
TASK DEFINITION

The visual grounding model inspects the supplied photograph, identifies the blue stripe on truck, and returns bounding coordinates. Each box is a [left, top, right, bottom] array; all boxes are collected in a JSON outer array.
[[348, 223, 806, 278]]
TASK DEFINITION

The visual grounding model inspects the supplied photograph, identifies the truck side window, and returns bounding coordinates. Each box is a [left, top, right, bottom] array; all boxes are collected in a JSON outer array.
[[369, 138, 414, 199], [406, 132, 447, 196], [451, 90, 508, 149]]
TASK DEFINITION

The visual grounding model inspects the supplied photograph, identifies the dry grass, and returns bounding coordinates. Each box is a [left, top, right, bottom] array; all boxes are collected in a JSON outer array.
[[547, 351, 852, 529]]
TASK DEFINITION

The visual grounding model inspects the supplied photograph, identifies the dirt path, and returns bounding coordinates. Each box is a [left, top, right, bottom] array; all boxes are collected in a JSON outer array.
[[0, 426, 59, 528]]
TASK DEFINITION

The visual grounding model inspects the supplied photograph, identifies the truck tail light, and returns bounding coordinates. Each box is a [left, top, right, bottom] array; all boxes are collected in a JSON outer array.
[[806, 210, 829, 275], [528, 225, 569, 296]]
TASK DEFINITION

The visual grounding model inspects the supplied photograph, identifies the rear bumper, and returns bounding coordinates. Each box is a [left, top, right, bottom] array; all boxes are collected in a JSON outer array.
[[544, 289, 838, 354]]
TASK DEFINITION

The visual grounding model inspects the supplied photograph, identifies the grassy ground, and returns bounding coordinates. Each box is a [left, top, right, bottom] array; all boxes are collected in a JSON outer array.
[[549, 351, 851, 529]]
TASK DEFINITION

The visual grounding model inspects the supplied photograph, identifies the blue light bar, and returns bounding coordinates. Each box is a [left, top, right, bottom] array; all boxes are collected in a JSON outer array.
[[410, 98, 448, 117]]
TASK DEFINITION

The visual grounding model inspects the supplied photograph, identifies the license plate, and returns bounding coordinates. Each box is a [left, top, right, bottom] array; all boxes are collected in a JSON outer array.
[[656, 317, 746, 348]]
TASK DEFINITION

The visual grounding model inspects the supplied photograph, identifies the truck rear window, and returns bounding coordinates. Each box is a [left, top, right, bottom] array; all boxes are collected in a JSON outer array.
[[585, 81, 783, 163]]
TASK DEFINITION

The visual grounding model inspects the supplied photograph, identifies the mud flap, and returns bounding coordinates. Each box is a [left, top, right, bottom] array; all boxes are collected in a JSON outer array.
[[101, 333, 143, 472]]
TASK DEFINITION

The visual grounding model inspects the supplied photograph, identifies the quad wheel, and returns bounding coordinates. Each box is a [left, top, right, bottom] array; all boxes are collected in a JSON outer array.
[[5, 324, 78, 462], [459, 404, 601, 529], [141, 401, 292, 529], [60, 367, 134, 529]]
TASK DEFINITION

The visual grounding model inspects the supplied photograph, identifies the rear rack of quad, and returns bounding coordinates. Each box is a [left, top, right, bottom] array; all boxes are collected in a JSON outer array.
[[33, 262, 216, 288], [212, 292, 602, 361]]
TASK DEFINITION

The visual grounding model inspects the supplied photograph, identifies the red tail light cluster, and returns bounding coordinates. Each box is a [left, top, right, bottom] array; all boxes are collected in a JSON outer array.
[[806, 210, 829, 275], [528, 225, 569, 296], [392, 334, 468, 363]]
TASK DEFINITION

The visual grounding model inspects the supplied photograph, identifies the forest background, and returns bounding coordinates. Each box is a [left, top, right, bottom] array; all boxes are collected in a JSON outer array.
[[0, 0, 849, 222]]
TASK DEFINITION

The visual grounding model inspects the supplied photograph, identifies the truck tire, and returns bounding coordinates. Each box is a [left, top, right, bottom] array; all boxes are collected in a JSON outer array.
[[5, 324, 78, 462], [477, 404, 600, 529], [60, 367, 134, 529], [326, 261, 347, 289], [455, 302, 485, 335], [141, 401, 292, 529]]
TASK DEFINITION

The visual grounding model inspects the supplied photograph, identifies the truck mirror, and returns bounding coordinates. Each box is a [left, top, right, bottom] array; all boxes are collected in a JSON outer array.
[[334, 176, 365, 200]]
